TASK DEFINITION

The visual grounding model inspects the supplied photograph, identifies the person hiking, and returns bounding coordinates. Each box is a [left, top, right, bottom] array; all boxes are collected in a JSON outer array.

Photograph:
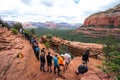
[[34, 46, 40, 60], [41, 48, 46, 54], [75, 61, 88, 80], [19, 28, 24, 35], [64, 53, 71, 70], [32, 40, 38, 53], [58, 54, 65, 72], [46, 52, 53, 73], [40, 53, 46, 72], [30, 36, 35, 45], [82, 48, 90, 66], [53, 53, 60, 76]]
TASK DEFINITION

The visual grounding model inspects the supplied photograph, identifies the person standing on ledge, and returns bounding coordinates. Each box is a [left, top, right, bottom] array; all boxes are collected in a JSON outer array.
[[82, 48, 90, 66]]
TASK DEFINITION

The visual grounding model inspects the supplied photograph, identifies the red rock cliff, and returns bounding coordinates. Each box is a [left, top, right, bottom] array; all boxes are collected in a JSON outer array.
[[83, 4, 120, 27]]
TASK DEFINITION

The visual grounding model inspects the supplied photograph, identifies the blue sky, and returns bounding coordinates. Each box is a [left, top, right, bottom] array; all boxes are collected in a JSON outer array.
[[0, 0, 119, 23]]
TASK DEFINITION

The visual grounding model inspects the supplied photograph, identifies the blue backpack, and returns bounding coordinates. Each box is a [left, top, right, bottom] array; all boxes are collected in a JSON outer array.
[[35, 47, 40, 51]]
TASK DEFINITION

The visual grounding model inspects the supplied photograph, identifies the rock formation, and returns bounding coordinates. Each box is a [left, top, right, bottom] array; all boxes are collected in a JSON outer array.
[[40, 36, 104, 58], [0, 27, 36, 80], [75, 27, 120, 38], [83, 4, 120, 27], [75, 4, 120, 38]]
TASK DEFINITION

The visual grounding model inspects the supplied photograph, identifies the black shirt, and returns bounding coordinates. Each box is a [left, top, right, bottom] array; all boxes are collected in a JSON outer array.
[[46, 54, 53, 63], [82, 53, 89, 61], [40, 55, 45, 63]]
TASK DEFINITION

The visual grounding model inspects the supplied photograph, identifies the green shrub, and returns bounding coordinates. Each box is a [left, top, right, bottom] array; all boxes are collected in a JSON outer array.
[[24, 29, 32, 36], [45, 42, 50, 49], [13, 22, 23, 31], [101, 41, 120, 80], [46, 34, 53, 39], [11, 28, 18, 34], [30, 28, 36, 35]]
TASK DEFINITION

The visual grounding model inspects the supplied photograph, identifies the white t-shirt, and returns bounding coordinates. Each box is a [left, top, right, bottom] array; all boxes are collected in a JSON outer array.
[[64, 53, 71, 64]]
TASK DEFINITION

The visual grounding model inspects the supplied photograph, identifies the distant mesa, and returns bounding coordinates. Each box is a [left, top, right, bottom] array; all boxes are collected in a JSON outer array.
[[6, 21, 81, 29], [22, 21, 81, 29], [83, 4, 120, 27]]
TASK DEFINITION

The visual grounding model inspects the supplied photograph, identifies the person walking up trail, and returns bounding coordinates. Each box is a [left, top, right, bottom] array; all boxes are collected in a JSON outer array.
[[82, 48, 90, 66], [40, 53, 46, 72], [64, 53, 71, 70], [32, 39, 40, 61], [58, 54, 65, 72], [46, 52, 53, 73], [34, 46, 40, 60], [53, 54, 60, 76], [41, 48, 46, 54]]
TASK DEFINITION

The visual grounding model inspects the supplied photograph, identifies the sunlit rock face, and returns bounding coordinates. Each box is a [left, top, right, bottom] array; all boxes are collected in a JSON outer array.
[[0, 27, 37, 80], [83, 4, 120, 27]]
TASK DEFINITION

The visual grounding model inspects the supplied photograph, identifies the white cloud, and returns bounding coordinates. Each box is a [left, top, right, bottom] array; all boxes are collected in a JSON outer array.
[[0, 0, 119, 23]]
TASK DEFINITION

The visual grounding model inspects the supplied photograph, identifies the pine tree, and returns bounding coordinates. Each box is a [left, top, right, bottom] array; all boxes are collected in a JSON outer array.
[[30, 28, 35, 35], [13, 22, 23, 31]]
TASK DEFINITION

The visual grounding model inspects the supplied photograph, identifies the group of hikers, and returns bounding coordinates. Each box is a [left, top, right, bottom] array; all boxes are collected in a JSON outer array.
[[41, 52, 72, 75], [27, 34, 90, 80], [38, 48, 72, 75], [19, 28, 90, 80], [29, 35, 72, 75]]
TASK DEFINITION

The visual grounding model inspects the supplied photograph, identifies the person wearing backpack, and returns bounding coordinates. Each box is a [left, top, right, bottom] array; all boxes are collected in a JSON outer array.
[[41, 48, 46, 54], [35, 46, 40, 60], [82, 48, 90, 66], [75, 61, 88, 80]]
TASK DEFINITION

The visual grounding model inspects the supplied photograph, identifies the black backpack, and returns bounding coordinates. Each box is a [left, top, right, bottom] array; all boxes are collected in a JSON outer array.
[[78, 65, 88, 74]]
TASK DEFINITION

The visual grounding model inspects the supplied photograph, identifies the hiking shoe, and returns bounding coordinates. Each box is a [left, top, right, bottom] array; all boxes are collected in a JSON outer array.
[[40, 68, 42, 71], [75, 71, 79, 75]]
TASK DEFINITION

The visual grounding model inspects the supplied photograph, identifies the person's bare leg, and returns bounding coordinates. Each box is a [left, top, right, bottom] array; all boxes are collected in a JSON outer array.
[[63, 65, 65, 73]]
